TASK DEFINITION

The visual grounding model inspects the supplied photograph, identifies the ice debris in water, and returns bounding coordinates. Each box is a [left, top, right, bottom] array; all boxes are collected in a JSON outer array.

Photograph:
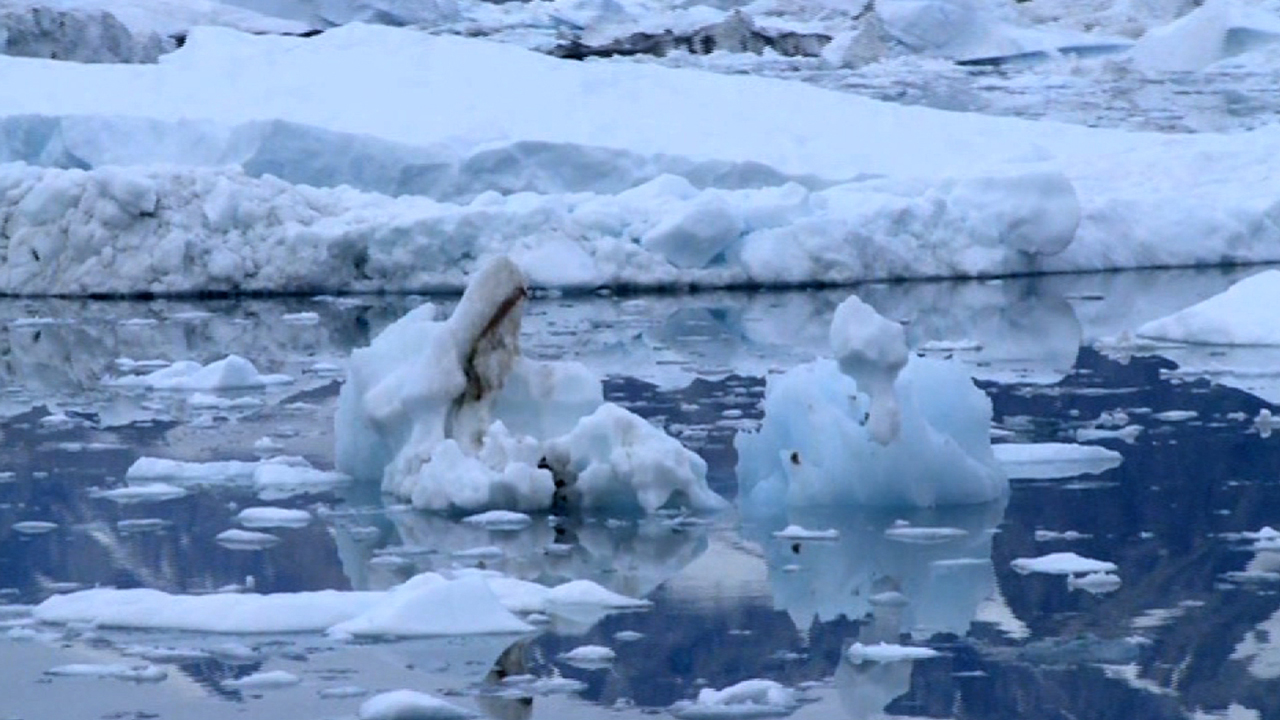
[[736, 293, 1007, 509], [335, 256, 727, 515], [670, 678, 797, 719], [358, 689, 475, 720], [846, 642, 942, 663], [111, 354, 292, 390]]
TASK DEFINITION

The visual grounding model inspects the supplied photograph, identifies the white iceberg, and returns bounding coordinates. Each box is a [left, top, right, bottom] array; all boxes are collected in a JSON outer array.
[[736, 294, 1006, 509], [1011, 551, 1118, 575], [328, 574, 535, 638], [335, 257, 726, 515], [358, 689, 475, 720], [111, 354, 291, 390]]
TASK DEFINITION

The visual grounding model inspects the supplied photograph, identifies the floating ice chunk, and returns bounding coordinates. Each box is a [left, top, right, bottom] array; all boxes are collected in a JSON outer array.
[[338, 258, 722, 515], [1068, 572, 1123, 594], [281, 311, 319, 324], [1137, 270, 1280, 345], [772, 525, 839, 541], [44, 663, 167, 682], [615, 630, 644, 642], [544, 403, 727, 514], [670, 678, 797, 719], [235, 507, 311, 529], [319, 685, 369, 699], [461, 510, 533, 531], [34, 587, 383, 633], [1075, 425, 1142, 444], [117, 518, 169, 533], [359, 689, 475, 720], [829, 295, 908, 446], [329, 575, 534, 638], [544, 579, 651, 609], [1011, 552, 1118, 575], [226, 670, 301, 689], [559, 644, 616, 668], [253, 462, 351, 500], [12, 520, 57, 535], [738, 359, 1005, 509], [91, 483, 188, 504], [846, 642, 942, 663], [1035, 530, 1090, 542], [112, 354, 291, 390], [126, 457, 254, 485], [919, 339, 983, 352], [216, 529, 281, 550], [883, 524, 968, 544], [993, 442, 1123, 479], [1153, 410, 1197, 422]]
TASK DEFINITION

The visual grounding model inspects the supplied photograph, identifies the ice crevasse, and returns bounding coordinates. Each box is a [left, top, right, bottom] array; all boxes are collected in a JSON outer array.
[[736, 295, 1008, 509], [334, 256, 728, 515]]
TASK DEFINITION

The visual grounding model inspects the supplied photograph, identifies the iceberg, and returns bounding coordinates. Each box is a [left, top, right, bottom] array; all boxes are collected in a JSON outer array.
[[335, 257, 727, 515], [736, 294, 1007, 509]]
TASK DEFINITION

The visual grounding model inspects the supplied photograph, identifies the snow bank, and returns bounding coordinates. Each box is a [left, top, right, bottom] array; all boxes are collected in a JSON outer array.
[[336, 258, 726, 515], [736, 294, 1006, 509], [1137, 270, 1280, 345], [993, 442, 1124, 479], [0, 24, 1278, 294]]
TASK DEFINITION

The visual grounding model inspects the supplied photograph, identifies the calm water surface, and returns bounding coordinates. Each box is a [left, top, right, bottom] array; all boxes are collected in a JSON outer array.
[[2, 268, 1279, 720]]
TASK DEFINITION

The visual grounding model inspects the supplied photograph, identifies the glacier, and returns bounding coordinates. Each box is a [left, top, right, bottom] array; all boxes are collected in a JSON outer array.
[[0, 23, 1278, 294]]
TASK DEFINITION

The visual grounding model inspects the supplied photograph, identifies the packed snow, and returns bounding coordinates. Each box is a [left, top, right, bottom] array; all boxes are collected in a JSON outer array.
[[993, 442, 1124, 479], [336, 257, 726, 515], [737, 294, 1006, 509]]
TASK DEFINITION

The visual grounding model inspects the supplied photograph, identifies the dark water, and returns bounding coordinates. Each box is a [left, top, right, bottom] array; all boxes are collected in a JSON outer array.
[[2, 275, 1280, 719]]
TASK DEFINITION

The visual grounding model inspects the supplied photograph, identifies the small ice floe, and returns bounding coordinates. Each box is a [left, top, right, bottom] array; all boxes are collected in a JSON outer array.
[[1067, 572, 1123, 594], [235, 507, 312, 529], [215, 529, 281, 550], [1153, 410, 1197, 422], [359, 689, 474, 720], [1011, 552, 1117, 575], [993, 442, 1123, 480], [319, 685, 369, 699], [253, 436, 284, 453], [452, 546, 504, 560], [559, 644, 616, 669], [1137, 270, 1280, 344], [669, 679, 797, 719], [168, 311, 214, 321], [117, 518, 171, 533], [281, 312, 320, 325], [12, 521, 58, 535], [883, 522, 968, 544], [0, 471, 16, 483], [253, 461, 352, 501], [307, 362, 343, 376], [918, 339, 983, 352], [112, 355, 292, 391], [1221, 571, 1280, 584], [461, 510, 533, 531], [1075, 425, 1143, 444], [1255, 409, 1274, 438], [846, 642, 941, 663], [1034, 530, 1091, 542], [614, 630, 645, 642], [189, 393, 263, 410], [1234, 527, 1280, 550], [772, 525, 838, 541], [225, 670, 301, 689], [44, 663, 167, 682], [120, 645, 211, 663], [118, 318, 158, 327], [91, 483, 188, 504]]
